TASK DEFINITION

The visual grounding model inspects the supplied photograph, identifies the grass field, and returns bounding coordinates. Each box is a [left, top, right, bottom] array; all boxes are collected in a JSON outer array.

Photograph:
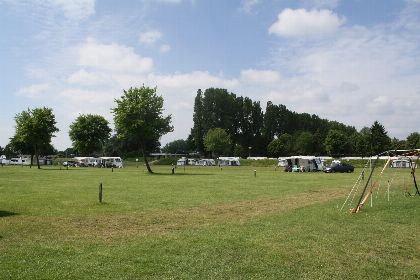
[[0, 165, 419, 279]]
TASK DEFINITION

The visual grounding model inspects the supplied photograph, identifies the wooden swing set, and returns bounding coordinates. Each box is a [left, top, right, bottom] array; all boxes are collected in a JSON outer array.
[[340, 149, 420, 214]]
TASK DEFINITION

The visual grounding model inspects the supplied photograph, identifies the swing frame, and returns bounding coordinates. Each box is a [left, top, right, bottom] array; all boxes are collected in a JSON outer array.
[[346, 149, 420, 214]]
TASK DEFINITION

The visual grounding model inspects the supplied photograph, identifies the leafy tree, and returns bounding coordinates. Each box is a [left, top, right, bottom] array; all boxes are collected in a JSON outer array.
[[13, 107, 59, 169], [406, 132, 420, 149], [324, 129, 350, 157], [203, 128, 231, 158], [112, 86, 173, 173], [233, 144, 246, 158], [369, 121, 391, 155], [267, 133, 293, 157], [294, 132, 315, 155], [391, 137, 406, 150], [354, 127, 371, 156], [162, 139, 189, 154], [69, 114, 111, 156]]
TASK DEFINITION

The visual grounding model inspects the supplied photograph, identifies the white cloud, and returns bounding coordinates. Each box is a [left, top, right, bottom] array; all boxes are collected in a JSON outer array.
[[300, 0, 339, 9], [49, 0, 95, 20], [77, 38, 154, 74], [16, 83, 50, 98], [241, 0, 259, 14], [269, 8, 345, 37], [159, 44, 171, 53], [240, 69, 281, 84], [139, 30, 163, 45], [67, 69, 109, 86]]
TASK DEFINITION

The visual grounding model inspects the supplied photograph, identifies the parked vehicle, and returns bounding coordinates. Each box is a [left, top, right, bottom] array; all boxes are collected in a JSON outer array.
[[325, 162, 354, 173], [218, 157, 240, 166], [281, 156, 325, 172], [100, 157, 123, 168], [63, 160, 78, 167]]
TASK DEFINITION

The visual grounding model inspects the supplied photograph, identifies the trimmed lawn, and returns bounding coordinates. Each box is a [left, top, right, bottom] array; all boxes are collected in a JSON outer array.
[[0, 165, 419, 279]]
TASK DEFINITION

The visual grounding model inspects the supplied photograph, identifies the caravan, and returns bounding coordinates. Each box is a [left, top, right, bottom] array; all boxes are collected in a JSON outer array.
[[218, 157, 240, 166], [280, 156, 324, 172], [100, 157, 123, 168]]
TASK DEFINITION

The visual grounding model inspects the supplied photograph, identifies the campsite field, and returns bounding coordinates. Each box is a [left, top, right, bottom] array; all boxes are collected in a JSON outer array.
[[0, 164, 419, 279]]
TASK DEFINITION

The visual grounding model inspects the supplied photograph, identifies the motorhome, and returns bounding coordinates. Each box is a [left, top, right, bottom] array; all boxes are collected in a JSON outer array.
[[100, 157, 123, 168], [281, 156, 324, 172], [218, 157, 240, 166]]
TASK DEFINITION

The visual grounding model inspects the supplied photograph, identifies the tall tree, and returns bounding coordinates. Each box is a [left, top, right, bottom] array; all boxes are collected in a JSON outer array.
[[370, 121, 391, 155], [69, 114, 111, 156], [13, 107, 59, 169], [406, 132, 420, 149], [203, 128, 231, 158], [267, 133, 293, 157], [324, 129, 351, 157], [294, 131, 315, 155], [190, 89, 205, 153], [112, 86, 173, 173]]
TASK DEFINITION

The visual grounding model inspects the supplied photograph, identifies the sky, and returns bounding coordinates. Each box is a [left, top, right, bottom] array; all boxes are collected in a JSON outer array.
[[1, 0, 419, 150]]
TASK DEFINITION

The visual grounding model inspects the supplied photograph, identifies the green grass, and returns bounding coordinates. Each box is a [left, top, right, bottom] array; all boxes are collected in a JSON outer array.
[[0, 165, 419, 279]]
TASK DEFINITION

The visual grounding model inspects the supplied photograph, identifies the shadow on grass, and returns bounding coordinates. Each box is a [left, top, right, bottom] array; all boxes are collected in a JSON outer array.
[[0, 210, 17, 217]]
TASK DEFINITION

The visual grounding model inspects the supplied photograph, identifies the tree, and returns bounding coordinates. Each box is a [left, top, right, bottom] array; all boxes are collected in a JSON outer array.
[[203, 128, 231, 158], [324, 129, 350, 157], [406, 132, 420, 149], [354, 127, 371, 156], [112, 86, 173, 173], [162, 139, 189, 154], [13, 107, 59, 169], [370, 121, 391, 155], [294, 131, 315, 155], [69, 114, 111, 156], [267, 133, 293, 157]]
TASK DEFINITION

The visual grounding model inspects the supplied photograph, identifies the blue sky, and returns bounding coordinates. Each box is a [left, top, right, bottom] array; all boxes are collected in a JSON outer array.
[[1, 0, 419, 150]]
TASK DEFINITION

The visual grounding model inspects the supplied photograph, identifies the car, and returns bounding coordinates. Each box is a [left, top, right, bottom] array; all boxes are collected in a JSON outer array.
[[325, 162, 354, 173]]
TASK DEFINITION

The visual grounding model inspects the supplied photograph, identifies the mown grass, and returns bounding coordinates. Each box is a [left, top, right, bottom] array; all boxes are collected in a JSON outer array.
[[0, 165, 419, 279]]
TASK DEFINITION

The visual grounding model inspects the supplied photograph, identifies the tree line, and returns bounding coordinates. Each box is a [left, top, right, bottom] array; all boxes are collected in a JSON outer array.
[[176, 88, 419, 157], [1, 86, 420, 169]]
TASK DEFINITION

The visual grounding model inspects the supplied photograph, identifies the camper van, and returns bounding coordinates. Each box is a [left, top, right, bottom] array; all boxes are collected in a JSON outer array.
[[281, 156, 324, 172], [100, 157, 123, 168], [218, 157, 240, 166]]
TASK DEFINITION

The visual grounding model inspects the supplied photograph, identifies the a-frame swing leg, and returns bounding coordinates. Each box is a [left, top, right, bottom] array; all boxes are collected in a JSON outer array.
[[411, 158, 420, 196], [351, 157, 378, 213]]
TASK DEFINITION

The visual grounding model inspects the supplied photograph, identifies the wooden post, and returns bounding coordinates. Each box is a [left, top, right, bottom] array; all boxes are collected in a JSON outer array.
[[99, 183, 103, 203]]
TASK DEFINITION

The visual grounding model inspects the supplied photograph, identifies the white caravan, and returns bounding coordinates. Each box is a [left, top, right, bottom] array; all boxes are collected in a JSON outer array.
[[197, 159, 216, 166], [218, 157, 240, 166], [0, 155, 10, 165], [100, 157, 123, 168], [280, 156, 324, 172]]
